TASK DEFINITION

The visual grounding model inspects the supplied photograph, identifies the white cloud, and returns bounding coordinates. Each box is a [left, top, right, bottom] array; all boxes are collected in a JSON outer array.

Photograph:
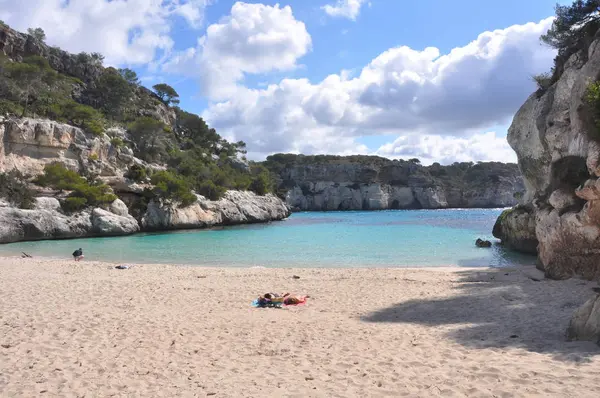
[[202, 17, 555, 162], [322, 0, 368, 21], [163, 2, 312, 100], [375, 132, 518, 165], [0, 0, 210, 66]]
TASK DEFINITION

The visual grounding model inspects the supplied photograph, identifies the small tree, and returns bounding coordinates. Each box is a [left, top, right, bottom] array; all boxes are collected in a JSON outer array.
[[118, 68, 139, 85], [153, 83, 180, 105], [27, 27, 46, 42], [93, 69, 133, 119]]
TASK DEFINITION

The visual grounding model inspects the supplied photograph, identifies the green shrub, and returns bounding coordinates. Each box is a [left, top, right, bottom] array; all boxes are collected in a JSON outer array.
[[150, 170, 196, 207], [0, 99, 23, 116], [110, 137, 124, 148], [197, 180, 226, 201], [34, 163, 116, 211], [34, 163, 84, 190], [585, 81, 600, 140], [126, 164, 148, 182], [0, 170, 35, 209], [88, 153, 99, 161], [532, 72, 554, 92], [61, 196, 87, 212]]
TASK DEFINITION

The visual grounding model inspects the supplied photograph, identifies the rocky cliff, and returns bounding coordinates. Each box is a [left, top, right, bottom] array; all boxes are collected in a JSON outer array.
[[493, 31, 600, 281], [0, 117, 290, 243], [265, 155, 524, 211]]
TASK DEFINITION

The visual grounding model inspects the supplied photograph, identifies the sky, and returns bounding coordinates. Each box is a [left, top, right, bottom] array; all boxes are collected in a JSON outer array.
[[0, 0, 571, 164]]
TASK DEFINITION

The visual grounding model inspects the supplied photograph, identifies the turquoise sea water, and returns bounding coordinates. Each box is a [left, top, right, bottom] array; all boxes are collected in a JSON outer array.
[[0, 209, 536, 268]]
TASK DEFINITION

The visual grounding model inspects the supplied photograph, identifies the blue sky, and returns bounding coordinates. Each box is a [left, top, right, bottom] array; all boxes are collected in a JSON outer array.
[[1, 0, 566, 163]]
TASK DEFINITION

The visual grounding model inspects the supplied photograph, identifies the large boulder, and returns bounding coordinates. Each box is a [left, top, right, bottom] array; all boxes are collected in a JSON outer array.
[[0, 198, 139, 243], [492, 206, 538, 254], [566, 295, 600, 344]]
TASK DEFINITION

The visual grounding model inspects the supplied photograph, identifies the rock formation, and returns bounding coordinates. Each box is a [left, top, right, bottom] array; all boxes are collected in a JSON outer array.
[[493, 31, 600, 280], [0, 197, 139, 243], [566, 294, 600, 344], [0, 117, 291, 243], [266, 156, 524, 210], [141, 191, 290, 231]]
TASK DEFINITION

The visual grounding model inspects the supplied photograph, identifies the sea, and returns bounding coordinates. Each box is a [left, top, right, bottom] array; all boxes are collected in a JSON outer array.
[[0, 209, 537, 268]]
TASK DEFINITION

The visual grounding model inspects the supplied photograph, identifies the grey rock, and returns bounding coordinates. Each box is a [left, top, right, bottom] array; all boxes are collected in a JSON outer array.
[[566, 295, 600, 343], [0, 198, 139, 243], [274, 161, 523, 211], [142, 191, 290, 230], [494, 33, 600, 280]]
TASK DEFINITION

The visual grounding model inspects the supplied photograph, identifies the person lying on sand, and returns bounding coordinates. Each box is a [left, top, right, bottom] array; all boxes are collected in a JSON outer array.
[[258, 293, 309, 306]]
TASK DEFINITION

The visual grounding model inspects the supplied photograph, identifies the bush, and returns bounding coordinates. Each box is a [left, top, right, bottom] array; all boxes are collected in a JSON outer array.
[[61, 196, 87, 212], [110, 137, 124, 148], [150, 170, 196, 207], [34, 163, 84, 190], [0, 170, 35, 209], [126, 164, 148, 182], [0, 99, 23, 116], [532, 72, 554, 92], [585, 81, 600, 140], [197, 180, 226, 201], [88, 153, 99, 161], [34, 163, 116, 211]]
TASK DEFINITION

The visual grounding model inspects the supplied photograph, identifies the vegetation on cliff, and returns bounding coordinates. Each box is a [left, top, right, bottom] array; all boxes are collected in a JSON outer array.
[[263, 153, 523, 201], [0, 23, 274, 208], [34, 163, 117, 212], [534, 0, 600, 92]]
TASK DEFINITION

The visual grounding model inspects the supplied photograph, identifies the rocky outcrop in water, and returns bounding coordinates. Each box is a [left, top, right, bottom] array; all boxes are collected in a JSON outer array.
[[265, 155, 524, 211], [493, 31, 600, 280], [0, 197, 139, 243], [141, 191, 290, 231]]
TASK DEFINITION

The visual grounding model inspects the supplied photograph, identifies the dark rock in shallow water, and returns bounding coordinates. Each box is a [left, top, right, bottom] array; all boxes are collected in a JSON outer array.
[[475, 238, 492, 248]]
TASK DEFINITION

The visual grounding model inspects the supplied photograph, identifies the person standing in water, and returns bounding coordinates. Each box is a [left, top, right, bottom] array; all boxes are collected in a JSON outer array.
[[72, 248, 84, 261]]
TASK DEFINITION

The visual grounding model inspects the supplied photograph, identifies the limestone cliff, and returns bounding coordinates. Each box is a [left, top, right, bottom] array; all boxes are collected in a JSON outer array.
[[0, 117, 290, 243], [493, 31, 600, 280], [265, 156, 524, 211]]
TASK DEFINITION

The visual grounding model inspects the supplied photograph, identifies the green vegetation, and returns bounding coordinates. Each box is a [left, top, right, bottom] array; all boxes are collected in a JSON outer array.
[[0, 170, 35, 209], [532, 71, 554, 92], [27, 27, 46, 42], [0, 23, 276, 208], [34, 163, 117, 212], [537, 1, 600, 90], [153, 83, 180, 106], [125, 164, 149, 182], [150, 170, 197, 206], [585, 81, 600, 139]]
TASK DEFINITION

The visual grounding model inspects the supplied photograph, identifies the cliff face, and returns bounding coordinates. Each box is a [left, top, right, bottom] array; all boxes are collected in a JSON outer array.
[[0, 117, 290, 244], [268, 159, 524, 211], [493, 33, 600, 280]]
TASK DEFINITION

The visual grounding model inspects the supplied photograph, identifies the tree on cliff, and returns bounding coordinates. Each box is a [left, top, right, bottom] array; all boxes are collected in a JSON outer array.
[[541, 1, 600, 55], [27, 27, 46, 42], [153, 83, 180, 106], [92, 68, 133, 119], [118, 68, 139, 85]]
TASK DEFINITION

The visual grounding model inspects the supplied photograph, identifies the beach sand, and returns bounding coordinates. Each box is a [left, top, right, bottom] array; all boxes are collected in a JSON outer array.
[[1, 258, 600, 397]]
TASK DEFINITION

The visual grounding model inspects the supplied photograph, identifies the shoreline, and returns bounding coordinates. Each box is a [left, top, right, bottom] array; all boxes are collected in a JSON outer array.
[[2, 257, 600, 396]]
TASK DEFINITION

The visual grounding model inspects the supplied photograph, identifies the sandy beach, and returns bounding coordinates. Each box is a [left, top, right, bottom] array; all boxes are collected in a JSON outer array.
[[1, 258, 600, 397]]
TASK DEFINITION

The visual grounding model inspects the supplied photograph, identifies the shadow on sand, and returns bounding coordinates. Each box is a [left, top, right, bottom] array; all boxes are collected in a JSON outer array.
[[362, 267, 600, 362]]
